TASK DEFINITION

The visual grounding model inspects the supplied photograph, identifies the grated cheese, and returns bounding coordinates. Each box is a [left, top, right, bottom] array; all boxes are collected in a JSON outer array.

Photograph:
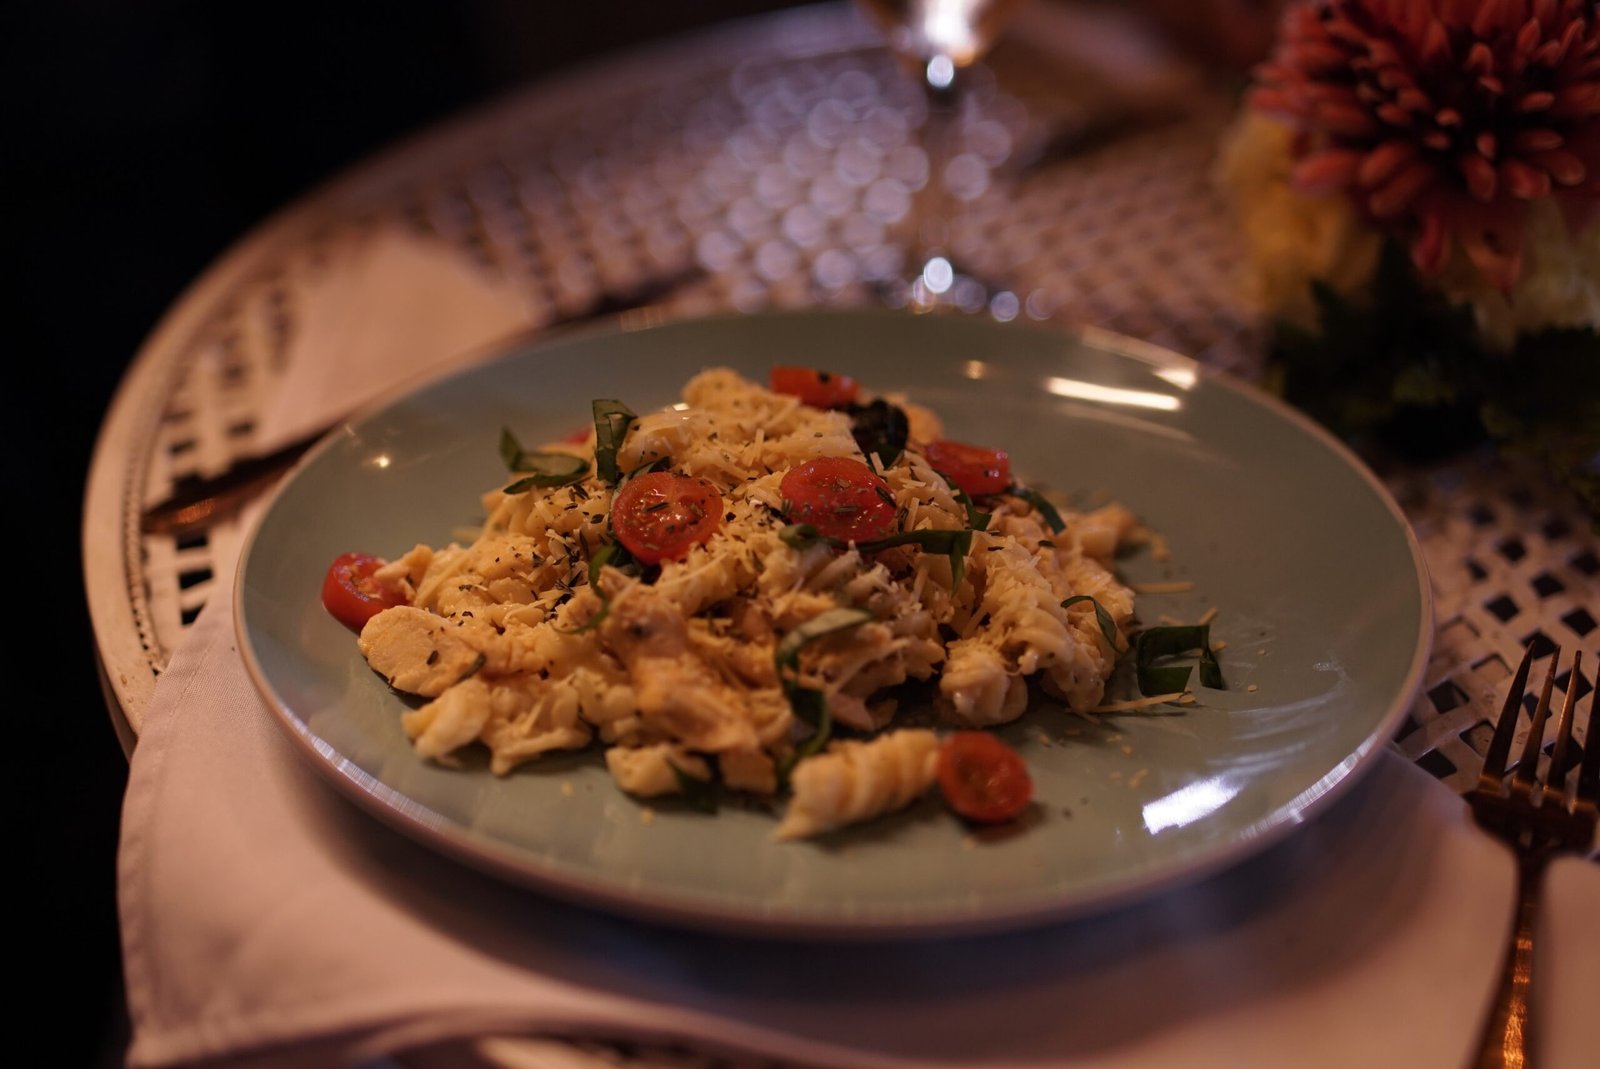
[[1131, 580, 1196, 594], [1092, 692, 1188, 712]]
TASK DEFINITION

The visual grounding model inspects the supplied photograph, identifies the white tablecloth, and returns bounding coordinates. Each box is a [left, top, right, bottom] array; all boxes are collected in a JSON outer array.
[[117, 229, 1600, 1069]]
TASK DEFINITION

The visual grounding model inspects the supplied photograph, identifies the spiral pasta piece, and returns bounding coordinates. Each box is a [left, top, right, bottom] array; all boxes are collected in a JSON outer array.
[[349, 366, 1144, 838], [773, 729, 941, 840]]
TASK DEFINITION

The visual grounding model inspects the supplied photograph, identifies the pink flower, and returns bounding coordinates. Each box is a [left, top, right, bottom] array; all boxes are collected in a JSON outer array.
[[1250, 0, 1600, 290]]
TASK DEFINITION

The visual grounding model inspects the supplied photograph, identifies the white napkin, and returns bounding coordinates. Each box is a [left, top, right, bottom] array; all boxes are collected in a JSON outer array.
[[261, 225, 535, 451], [119, 227, 1600, 1068], [118, 574, 1600, 1069]]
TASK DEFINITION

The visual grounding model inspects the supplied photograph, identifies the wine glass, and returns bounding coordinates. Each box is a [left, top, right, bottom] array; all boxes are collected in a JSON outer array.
[[855, 0, 1034, 311]]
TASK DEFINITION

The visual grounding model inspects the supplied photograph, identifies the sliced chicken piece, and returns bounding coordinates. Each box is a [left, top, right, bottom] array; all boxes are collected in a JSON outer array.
[[358, 605, 486, 697]]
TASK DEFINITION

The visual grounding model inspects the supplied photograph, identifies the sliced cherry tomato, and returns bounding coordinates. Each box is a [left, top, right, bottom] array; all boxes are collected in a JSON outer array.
[[780, 455, 899, 543], [937, 731, 1033, 824], [770, 366, 859, 409], [321, 551, 408, 632], [923, 439, 1012, 497], [611, 471, 724, 565]]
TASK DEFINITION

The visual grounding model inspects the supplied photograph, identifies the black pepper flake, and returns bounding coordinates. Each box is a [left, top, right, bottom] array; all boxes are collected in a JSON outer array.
[[425, 650, 439, 665]]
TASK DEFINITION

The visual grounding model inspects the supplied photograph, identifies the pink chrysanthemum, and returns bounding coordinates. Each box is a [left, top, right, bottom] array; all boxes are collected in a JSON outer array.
[[1250, 0, 1600, 290]]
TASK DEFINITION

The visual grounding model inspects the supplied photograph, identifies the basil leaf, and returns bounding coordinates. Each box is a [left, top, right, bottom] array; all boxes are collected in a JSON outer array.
[[856, 529, 972, 590], [947, 529, 973, 591], [780, 523, 826, 550], [856, 528, 964, 553], [1009, 485, 1065, 532], [944, 481, 992, 532], [847, 398, 910, 467], [622, 455, 672, 482], [503, 456, 590, 493], [786, 695, 833, 766], [667, 761, 718, 813], [591, 399, 637, 486], [455, 652, 487, 684], [499, 428, 590, 490], [554, 599, 610, 636], [774, 607, 872, 778], [498, 427, 525, 470], [1060, 594, 1122, 654], [781, 525, 973, 588], [554, 542, 626, 636], [1134, 625, 1225, 695], [775, 607, 874, 671], [588, 542, 620, 587], [1137, 662, 1195, 695]]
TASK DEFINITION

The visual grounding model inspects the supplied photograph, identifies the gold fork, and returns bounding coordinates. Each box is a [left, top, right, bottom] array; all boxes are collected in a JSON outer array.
[[1465, 642, 1599, 1069]]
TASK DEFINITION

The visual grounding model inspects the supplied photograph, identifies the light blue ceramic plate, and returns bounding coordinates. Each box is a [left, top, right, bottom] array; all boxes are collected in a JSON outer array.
[[236, 308, 1431, 938]]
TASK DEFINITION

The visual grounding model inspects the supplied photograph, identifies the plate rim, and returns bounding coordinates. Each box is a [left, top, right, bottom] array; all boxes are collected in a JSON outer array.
[[234, 307, 1434, 939]]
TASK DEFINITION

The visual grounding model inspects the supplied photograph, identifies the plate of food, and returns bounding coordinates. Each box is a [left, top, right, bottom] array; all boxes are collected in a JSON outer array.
[[236, 308, 1431, 937]]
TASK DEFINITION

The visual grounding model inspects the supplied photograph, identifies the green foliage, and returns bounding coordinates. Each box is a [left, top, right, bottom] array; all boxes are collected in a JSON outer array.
[[1269, 240, 1600, 516]]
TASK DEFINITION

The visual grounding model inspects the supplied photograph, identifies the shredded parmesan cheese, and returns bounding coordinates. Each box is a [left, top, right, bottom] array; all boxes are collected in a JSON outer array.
[[1092, 692, 1189, 713], [349, 367, 1168, 840], [1130, 580, 1197, 594]]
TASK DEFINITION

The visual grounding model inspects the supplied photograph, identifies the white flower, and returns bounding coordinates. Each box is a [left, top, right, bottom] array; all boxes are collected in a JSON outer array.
[[1437, 199, 1600, 352], [1212, 111, 1381, 330]]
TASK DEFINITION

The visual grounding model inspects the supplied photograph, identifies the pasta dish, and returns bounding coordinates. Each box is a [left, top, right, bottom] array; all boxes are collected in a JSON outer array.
[[320, 366, 1201, 841]]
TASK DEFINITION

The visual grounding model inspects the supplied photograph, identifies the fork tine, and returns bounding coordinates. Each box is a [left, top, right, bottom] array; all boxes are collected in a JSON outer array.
[[1545, 650, 1581, 802], [1578, 659, 1599, 807], [1482, 642, 1537, 788], [1512, 646, 1560, 790]]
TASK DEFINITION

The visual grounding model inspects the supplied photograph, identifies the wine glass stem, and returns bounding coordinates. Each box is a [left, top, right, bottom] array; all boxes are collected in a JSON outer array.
[[914, 71, 962, 269]]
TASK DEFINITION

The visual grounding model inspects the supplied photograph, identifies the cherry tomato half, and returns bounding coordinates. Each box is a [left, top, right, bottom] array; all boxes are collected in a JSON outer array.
[[780, 455, 899, 543], [770, 366, 860, 409], [612, 471, 725, 565], [937, 731, 1033, 824], [321, 551, 409, 632], [923, 439, 1012, 498]]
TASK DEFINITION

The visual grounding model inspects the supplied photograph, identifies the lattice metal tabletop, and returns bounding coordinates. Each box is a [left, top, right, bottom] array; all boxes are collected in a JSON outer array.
[[84, 3, 1595, 1063], [85, 0, 1593, 779], [87, 4, 1600, 1062]]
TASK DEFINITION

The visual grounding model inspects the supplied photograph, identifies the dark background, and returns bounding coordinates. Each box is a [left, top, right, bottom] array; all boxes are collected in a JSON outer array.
[[16, 4, 804, 1065], [14, 3, 1256, 1064]]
